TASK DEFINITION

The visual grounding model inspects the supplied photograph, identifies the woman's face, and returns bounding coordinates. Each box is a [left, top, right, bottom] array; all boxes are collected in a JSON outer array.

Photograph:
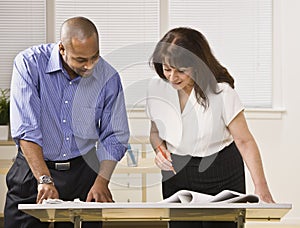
[[162, 63, 194, 94]]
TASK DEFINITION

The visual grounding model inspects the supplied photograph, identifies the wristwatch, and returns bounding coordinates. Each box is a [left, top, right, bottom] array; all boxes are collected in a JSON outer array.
[[38, 175, 54, 185]]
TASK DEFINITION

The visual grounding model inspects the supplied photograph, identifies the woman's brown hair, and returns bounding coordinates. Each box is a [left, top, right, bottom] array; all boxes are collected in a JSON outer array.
[[150, 27, 234, 107]]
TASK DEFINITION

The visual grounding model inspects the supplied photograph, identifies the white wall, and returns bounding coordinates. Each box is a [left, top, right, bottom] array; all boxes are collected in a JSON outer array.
[[245, 0, 300, 224], [1, 0, 300, 226]]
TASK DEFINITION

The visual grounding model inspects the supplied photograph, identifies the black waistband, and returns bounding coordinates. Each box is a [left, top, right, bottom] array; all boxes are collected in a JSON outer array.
[[17, 147, 96, 171], [170, 142, 239, 166], [46, 155, 84, 171]]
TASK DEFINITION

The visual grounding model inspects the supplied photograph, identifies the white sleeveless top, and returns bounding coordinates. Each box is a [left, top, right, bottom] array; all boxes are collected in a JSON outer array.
[[146, 77, 244, 157]]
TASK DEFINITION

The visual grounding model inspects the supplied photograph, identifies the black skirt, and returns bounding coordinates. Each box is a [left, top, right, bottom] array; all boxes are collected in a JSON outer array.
[[162, 141, 245, 228]]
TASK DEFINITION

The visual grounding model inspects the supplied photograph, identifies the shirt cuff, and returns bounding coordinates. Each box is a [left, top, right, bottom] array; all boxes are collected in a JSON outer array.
[[96, 143, 127, 162]]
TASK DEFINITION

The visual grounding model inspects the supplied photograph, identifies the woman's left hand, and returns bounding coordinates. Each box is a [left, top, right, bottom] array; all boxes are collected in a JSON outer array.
[[255, 187, 275, 203]]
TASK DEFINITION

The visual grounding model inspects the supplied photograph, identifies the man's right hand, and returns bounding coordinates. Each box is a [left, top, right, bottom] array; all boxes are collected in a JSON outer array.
[[36, 184, 59, 204]]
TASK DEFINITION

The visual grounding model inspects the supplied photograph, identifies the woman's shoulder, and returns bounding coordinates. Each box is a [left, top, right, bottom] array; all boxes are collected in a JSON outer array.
[[216, 82, 242, 105], [216, 82, 235, 94], [217, 82, 232, 90]]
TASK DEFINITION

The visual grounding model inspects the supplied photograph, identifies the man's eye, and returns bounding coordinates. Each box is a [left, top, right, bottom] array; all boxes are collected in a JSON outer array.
[[92, 55, 99, 61]]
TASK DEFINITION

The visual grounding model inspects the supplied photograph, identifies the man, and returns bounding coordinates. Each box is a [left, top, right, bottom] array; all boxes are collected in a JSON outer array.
[[5, 16, 129, 228]]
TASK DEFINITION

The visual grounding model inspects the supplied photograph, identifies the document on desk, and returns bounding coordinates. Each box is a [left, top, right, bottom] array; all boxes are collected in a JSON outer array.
[[41, 190, 259, 206], [159, 189, 259, 204], [18, 197, 292, 224]]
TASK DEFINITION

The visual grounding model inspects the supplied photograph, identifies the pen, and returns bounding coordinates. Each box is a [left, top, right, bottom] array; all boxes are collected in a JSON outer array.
[[157, 145, 176, 175], [127, 144, 137, 165]]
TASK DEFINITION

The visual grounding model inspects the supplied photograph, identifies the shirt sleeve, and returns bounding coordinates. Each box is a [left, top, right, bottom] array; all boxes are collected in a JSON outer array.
[[96, 74, 130, 162], [221, 83, 244, 126], [10, 51, 43, 147]]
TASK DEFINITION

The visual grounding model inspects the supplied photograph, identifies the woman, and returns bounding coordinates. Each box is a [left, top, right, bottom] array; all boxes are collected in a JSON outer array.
[[146, 27, 274, 228]]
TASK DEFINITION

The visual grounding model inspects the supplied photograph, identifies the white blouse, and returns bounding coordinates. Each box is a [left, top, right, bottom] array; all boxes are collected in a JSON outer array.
[[146, 77, 244, 157]]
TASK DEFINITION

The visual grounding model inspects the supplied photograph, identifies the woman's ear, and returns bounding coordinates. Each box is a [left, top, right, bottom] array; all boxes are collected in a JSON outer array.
[[59, 42, 65, 55]]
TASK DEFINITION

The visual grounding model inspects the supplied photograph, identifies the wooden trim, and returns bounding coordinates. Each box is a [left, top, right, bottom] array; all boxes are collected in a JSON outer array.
[[0, 159, 13, 175], [0, 140, 15, 146]]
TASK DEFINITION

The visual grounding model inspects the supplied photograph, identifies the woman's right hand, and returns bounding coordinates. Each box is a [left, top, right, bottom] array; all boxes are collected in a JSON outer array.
[[154, 147, 174, 171]]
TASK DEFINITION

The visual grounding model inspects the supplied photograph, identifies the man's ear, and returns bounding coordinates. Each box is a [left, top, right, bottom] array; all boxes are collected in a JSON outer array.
[[59, 42, 65, 55]]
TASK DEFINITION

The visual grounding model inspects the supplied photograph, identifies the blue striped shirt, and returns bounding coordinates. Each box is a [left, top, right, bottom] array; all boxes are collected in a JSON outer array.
[[10, 43, 130, 162]]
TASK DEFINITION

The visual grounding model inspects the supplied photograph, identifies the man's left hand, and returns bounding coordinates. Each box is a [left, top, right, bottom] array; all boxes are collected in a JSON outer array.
[[86, 175, 114, 202]]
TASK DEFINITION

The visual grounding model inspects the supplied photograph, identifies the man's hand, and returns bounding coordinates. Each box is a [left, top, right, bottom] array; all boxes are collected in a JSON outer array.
[[36, 184, 59, 204], [86, 175, 114, 202]]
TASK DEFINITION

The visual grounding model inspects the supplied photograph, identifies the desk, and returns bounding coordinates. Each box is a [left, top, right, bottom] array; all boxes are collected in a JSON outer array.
[[19, 202, 291, 228]]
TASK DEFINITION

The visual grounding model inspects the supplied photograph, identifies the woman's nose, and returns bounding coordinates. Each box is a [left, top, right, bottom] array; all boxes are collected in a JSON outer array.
[[169, 69, 178, 81]]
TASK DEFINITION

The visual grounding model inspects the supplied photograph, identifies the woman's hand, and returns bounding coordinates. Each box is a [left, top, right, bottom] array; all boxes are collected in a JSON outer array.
[[154, 147, 174, 171], [255, 185, 275, 203]]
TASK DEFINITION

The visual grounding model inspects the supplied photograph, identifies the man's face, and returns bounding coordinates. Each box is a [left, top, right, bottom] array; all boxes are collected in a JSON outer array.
[[59, 34, 100, 78]]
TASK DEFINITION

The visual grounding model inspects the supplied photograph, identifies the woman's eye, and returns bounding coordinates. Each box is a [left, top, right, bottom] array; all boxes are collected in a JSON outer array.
[[178, 68, 188, 73], [163, 68, 171, 72]]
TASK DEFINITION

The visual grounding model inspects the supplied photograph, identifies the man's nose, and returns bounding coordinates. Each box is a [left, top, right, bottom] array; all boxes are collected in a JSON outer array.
[[84, 61, 93, 69], [84, 59, 97, 69]]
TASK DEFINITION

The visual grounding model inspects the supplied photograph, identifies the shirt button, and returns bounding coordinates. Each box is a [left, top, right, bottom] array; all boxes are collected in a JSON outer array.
[[65, 100, 68, 104], [62, 119, 66, 123], [63, 154, 66, 157], [66, 137, 70, 141], [69, 81, 72, 85]]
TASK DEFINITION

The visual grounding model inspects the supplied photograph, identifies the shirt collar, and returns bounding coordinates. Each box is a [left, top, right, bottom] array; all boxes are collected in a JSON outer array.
[[45, 42, 100, 80], [181, 88, 198, 116], [45, 42, 63, 74]]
